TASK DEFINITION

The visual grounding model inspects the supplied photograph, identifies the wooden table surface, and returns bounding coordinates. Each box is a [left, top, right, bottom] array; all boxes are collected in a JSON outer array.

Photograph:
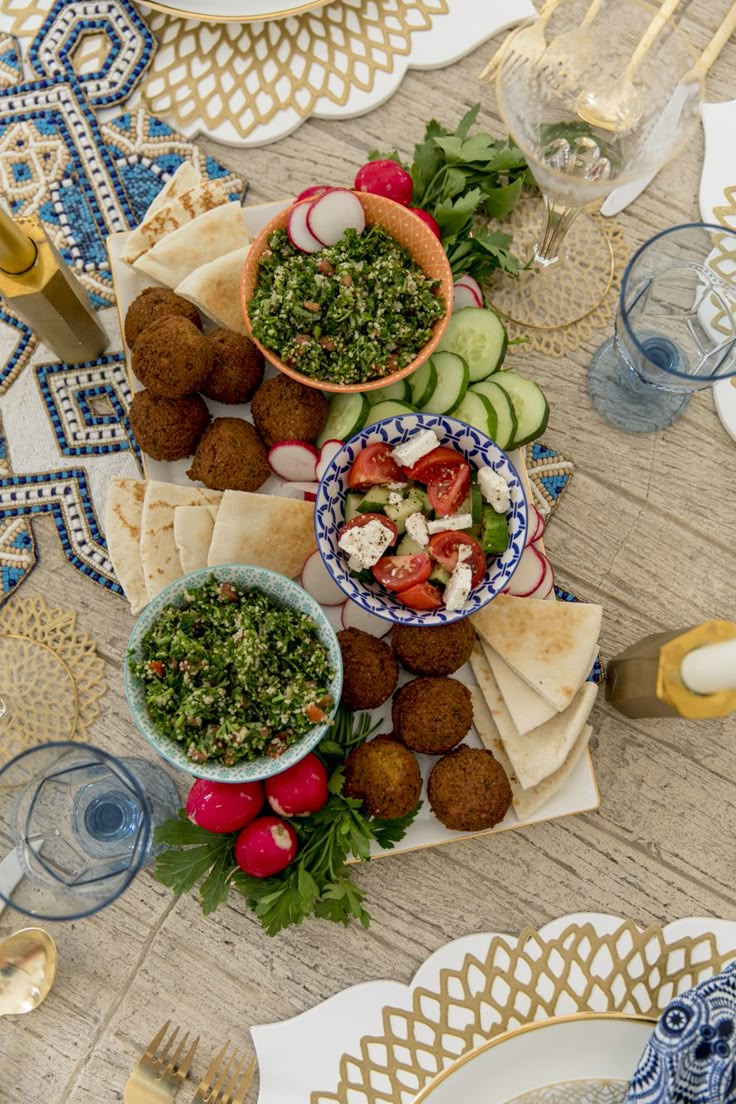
[[2, 3, 736, 1101]]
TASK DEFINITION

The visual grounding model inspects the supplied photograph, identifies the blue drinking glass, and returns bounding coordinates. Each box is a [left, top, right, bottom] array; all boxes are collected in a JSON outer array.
[[0, 742, 179, 921], [588, 223, 736, 432]]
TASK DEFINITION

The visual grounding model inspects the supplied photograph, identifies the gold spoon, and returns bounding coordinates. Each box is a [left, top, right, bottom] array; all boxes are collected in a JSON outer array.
[[0, 928, 57, 1016]]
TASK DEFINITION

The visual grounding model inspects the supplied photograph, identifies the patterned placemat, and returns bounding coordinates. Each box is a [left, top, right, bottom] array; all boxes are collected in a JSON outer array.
[[2, 0, 535, 146]]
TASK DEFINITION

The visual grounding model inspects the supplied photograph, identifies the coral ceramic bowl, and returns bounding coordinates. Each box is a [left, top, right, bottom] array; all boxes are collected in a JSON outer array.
[[241, 190, 453, 394]]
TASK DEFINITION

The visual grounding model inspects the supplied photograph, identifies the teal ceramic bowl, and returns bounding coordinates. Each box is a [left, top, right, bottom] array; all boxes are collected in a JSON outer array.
[[124, 564, 343, 783]]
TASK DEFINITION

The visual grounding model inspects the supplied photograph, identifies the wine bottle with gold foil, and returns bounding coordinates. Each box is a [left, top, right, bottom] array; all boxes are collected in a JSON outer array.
[[0, 207, 107, 364]]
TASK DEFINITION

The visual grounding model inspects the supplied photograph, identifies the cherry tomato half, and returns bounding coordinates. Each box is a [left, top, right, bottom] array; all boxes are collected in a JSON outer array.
[[404, 445, 465, 482], [427, 464, 470, 517], [347, 443, 403, 490], [338, 513, 399, 544], [371, 553, 432, 592], [394, 581, 444, 610], [428, 531, 486, 587]]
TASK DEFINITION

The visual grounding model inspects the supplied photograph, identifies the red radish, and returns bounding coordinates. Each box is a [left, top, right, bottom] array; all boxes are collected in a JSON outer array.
[[453, 282, 482, 312], [354, 160, 413, 205], [296, 184, 332, 202], [235, 816, 298, 878], [307, 188, 366, 247], [525, 504, 546, 545], [506, 545, 547, 597], [341, 600, 391, 638], [525, 549, 554, 598], [186, 778, 264, 834], [287, 200, 323, 253], [265, 753, 328, 817], [409, 207, 441, 238], [280, 480, 319, 502], [301, 549, 346, 606], [315, 439, 343, 481], [268, 440, 319, 481], [456, 274, 483, 305]]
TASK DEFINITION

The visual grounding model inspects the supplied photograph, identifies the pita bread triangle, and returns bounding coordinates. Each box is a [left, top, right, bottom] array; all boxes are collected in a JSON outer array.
[[105, 479, 148, 615], [141, 481, 222, 600], [481, 640, 557, 734], [144, 162, 199, 219], [176, 246, 250, 334], [174, 504, 219, 575], [134, 203, 249, 290], [471, 593, 602, 712], [121, 178, 232, 264], [208, 490, 316, 579]]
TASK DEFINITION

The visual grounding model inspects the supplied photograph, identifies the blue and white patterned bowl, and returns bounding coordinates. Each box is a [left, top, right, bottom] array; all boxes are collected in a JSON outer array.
[[124, 564, 343, 783], [314, 413, 528, 628]]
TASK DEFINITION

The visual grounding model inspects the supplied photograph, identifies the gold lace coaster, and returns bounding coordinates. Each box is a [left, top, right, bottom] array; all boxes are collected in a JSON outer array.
[[312, 919, 735, 1103], [0, 595, 107, 766]]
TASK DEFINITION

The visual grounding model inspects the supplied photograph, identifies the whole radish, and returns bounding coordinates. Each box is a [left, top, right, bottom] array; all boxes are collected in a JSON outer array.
[[235, 816, 298, 878], [409, 207, 441, 238], [354, 160, 413, 206], [186, 778, 264, 834], [265, 753, 328, 817]]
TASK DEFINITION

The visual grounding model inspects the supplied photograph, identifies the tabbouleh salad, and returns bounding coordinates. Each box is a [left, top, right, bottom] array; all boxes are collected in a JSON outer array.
[[130, 577, 335, 766], [247, 226, 445, 385]]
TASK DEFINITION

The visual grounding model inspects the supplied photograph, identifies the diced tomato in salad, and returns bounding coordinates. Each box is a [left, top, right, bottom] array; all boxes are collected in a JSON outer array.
[[394, 581, 443, 610], [371, 553, 432, 592], [347, 442, 403, 489], [428, 531, 486, 587]]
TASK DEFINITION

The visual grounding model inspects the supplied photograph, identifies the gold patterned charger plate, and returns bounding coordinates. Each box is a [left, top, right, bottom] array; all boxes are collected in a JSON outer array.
[[138, 0, 327, 23], [249, 914, 736, 1103]]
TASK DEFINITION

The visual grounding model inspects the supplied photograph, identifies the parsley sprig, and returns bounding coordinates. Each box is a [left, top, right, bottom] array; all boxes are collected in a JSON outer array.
[[152, 709, 421, 936], [371, 103, 531, 284]]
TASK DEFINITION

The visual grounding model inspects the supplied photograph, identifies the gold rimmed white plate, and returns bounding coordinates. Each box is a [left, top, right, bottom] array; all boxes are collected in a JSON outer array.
[[137, 0, 327, 23], [413, 1013, 654, 1104]]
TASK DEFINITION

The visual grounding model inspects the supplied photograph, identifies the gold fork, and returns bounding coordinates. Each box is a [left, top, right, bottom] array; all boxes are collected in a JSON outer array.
[[193, 1041, 256, 1104], [124, 1021, 200, 1104]]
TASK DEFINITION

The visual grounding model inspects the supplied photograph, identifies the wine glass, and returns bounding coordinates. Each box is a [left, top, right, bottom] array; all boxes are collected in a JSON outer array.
[[587, 223, 736, 432], [489, 0, 702, 329], [0, 742, 180, 920]]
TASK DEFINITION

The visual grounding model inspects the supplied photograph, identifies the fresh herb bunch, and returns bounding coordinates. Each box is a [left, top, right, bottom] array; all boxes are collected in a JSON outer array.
[[153, 709, 421, 936], [371, 103, 531, 284]]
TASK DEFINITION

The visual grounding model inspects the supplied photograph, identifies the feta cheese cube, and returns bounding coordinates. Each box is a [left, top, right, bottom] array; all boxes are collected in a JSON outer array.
[[426, 513, 473, 535], [405, 511, 429, 547], [338, 519, 394, 569], [444, 563, 472, 611], [390, 428, 440, 469], [388, 491, 404, 508], [478, 466, 511, 514], [457, 543, 473, 562]]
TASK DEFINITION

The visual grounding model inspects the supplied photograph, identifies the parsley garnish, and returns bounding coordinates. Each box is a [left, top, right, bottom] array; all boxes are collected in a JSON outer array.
[[370, 103, 532, 285], [152, 709, 421, 936]]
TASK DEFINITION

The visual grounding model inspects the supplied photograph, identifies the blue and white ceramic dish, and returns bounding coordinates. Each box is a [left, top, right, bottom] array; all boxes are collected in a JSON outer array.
[[124, 564, 343, 783], [314, 413, 528, 628]]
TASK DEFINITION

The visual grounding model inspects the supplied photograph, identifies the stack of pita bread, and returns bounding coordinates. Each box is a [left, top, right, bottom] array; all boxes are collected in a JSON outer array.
[[468, 594, 603, 819], [120, 162, 251, 334], [105, 478, 316, 615]]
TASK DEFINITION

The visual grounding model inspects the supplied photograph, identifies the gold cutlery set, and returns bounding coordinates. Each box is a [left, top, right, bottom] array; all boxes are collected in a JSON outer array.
[[124, 1022, 256, 1104]]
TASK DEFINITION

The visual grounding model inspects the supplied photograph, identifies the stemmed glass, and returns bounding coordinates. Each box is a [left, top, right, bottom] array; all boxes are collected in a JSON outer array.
[[0, 742, 179, 920], [489, 0, 702, 329], [588, 223, 736, 432]]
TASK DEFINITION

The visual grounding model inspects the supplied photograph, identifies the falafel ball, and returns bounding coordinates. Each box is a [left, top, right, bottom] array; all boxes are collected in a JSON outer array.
[[250, 373, 327, 447], [132, 316, 213, 399], [392, 676, 473, 755], [344, 735, 422, 820], [428, 746, 511, 831], [338, 628, 398, 711], [392, 620, 475, 677], [202, 329, 264, 405], [187, 417, 270, 492], [124, 287, 202, 347], [129, 389, 210, 461]]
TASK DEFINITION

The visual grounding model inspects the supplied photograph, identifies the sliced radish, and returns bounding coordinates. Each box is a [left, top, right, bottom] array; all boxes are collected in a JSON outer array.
[[341, 600, 391, 638], [453, 282, 482, 312], [525, 504, 546, 546], [456, 274, 484, 305], [307, 188, 366, 247], [268, 440, 318, 481], [301, 550, 346, 606], [315, 439, 343, 481], [280, 481, 319, 502], [296, 184, 332, 202], [525, 549, 554, 599], [506, 545, 547, 597], [287, 200, 323, 254]]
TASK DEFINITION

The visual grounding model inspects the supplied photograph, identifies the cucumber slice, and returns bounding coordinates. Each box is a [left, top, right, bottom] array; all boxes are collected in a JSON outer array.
[[422, 352, 469, 414], [344, 492, 363, 523], [358, 485, 391, 513], [363, 399, 417, 427], [470, 483, 483, 526], [437, 307, 508, 381], [470, 380, 518, 451], [451, 390, 498, 440], [396, 533, 425, 556], [492, 371, 550, 448], [409, 359, 437, 408], [384, 494, 424, 534], [368, 378, 412, 405], [317, 391, 370, 446]]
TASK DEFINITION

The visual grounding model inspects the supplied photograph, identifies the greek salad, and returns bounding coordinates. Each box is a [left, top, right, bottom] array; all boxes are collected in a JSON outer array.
[[337, 427, 511, 613]]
